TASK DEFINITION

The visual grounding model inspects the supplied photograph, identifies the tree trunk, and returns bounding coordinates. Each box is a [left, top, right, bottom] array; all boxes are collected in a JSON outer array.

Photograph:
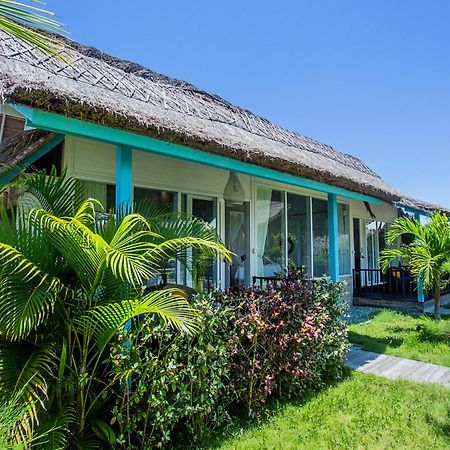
[[433, 283, 441, 320]]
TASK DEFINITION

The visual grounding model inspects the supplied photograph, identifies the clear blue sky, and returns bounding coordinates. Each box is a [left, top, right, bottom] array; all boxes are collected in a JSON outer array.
[[51, 0, 450, 207]]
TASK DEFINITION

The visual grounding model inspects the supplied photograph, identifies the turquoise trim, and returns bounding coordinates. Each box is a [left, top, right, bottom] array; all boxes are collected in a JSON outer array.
[[0, 134, 65, 186], [401, 205, 430, 217], [327, 193, 340, 282], [10, 105, 382, 204], [414, 211, 425, 302], [116, 145, 133, 215]]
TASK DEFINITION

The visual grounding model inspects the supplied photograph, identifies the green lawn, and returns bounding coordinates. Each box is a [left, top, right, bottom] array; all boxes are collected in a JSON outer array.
[[209, 372, 450, 450], [348, 310, 450, 367]]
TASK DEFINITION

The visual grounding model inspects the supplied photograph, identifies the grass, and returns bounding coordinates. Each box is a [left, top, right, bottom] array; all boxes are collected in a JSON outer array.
[[348, 310, 450, 367], [208, 372, 450, 450]]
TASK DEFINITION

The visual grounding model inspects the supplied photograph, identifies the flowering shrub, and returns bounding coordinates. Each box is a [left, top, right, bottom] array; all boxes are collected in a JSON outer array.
[[109, 295, 232, 449], [219, 271, 349, 415], [107, 271, 348, 447]]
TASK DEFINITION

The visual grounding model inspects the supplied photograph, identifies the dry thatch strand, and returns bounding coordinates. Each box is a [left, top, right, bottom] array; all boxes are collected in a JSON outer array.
[[0, 29, 403, 201], [0, 128, 55, 172]]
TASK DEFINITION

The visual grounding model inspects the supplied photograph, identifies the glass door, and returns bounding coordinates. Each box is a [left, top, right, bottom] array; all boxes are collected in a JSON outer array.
[[186, 195, 218, 291], [225, 202, 249, 287], [365, 220, 380, 285]]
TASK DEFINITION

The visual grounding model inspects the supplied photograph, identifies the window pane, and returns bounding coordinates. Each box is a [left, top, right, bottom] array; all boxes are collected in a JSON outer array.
[[312, 198, 328, 277], [287, 193, 311, 275], [256, 187, 285, 277], [134, 187, 174, 210], [135, 188, 176, 284], [191, 198, 217, 290], [226, 203, 249, 287], [338, 203, 351, 275]]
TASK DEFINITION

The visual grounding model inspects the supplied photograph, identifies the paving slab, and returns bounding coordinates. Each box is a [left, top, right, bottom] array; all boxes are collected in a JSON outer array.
[[346, 345, 450, 388]]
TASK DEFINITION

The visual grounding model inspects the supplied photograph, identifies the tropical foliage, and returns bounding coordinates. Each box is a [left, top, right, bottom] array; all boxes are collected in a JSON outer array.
[[109, 272, 348, 448], [0, 0, 64, 55], [109, 294, 232, 449], [0, 168, 230, 447], [381, 211, 450, 319], [221, 272, 348, 416]]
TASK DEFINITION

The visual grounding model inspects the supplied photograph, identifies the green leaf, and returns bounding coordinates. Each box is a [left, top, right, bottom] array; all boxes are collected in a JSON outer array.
[[77, 288, 198, 351]]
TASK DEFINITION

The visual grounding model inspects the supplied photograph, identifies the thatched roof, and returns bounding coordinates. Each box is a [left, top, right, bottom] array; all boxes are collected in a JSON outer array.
[[0, 29, 401, 201], [397, 196, 450, 216], [0, 128, 56, 173]]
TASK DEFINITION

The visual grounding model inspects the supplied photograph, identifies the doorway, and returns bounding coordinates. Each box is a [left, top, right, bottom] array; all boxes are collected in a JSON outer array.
[[225, 202, 249, 287], [353, 218, 362, 290], [186, 195, 218, 291]]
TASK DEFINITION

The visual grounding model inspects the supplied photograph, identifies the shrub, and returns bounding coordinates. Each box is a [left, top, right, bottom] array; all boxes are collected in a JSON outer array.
[[108, 271, 349, 447], [219, 271, 349, 415], [109, 295, 232, 449]]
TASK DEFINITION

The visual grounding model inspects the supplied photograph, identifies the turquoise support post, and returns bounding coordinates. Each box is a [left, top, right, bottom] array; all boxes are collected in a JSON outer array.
[[414, 212, 425, 302], [116, 145, 133, 216], [327, 193, 340, 282], [116, 145, 133, 345]]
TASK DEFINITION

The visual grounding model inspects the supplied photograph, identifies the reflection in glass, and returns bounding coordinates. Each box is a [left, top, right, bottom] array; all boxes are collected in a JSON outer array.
[[286, 193, 311, 275], [312, 198, 328, 277], [226, 203, 248, 287], [256, 188, 285, 276], [338, 203, 351, 275], [191, 198, 217, 291]]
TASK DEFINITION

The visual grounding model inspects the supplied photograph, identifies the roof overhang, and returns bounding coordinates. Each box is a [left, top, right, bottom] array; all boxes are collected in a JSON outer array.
[[9, 103, 382, 205]]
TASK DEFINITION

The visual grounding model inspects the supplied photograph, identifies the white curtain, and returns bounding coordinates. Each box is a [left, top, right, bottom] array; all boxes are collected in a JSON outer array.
[[256, 187, 273, 276]]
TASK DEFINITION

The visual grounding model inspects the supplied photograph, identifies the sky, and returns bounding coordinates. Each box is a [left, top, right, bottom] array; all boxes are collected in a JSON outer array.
[[49, 0, 450, 207]]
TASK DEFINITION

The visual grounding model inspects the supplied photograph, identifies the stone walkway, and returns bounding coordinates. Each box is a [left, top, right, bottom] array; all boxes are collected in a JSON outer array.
[[347, 345, 450, 388]]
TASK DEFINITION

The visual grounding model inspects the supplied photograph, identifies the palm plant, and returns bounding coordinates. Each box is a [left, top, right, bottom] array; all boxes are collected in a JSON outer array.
[[0, 0, 64, 55], [0, 168, 231, 447], [381, 211, 450, 320]]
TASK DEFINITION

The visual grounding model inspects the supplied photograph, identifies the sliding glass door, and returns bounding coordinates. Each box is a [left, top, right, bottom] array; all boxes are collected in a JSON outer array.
[[256, 186, 351, 279], [225, 202, 249, 287], [186, 195, 218, 290], [286, 193, 311, 275], [256, 187, 285, 277]]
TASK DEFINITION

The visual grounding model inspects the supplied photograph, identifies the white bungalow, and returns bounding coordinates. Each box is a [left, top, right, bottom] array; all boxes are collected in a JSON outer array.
[[0, 30, 447, 309]]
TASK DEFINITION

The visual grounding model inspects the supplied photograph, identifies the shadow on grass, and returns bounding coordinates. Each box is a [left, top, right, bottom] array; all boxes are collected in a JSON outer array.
[[348, 331, 403, 354], [201, 370, 353, 449], [416, 324, 450, 345], [426, 408, 450, 439]]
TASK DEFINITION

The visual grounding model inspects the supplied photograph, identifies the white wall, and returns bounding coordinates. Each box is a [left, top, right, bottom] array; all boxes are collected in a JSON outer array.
[[63, 135, 398, 296]]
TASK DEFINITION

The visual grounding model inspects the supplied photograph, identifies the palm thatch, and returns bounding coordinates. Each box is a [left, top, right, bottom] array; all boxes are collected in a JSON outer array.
[[397, 196, 450, 216], [0, 29, 401, 201], [0, 128, 54, 172]]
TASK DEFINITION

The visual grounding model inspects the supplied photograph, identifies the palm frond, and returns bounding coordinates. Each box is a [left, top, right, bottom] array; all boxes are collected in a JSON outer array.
[[385, 215, 423, 245], [33, 402, 75, 450], [0, 243, 69, 339], [14, 167, 87, 218], [77, 288, 197, 351], [0, 341, 55, 432], [0, 0, 65, 56], [31, 207, 106, 292], [105, 214, 161, 285]]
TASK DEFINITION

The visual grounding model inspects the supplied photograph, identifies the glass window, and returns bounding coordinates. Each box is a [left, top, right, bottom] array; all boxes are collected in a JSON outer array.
[[312, 198, 328, 277], [256, 187, 285, 277], [338, 203, 351, 275], [134, 187, 174, 210], [226, 203, 249, 287], [286, 193, 311, 275], [365, 220, 378, 271], [190, 197, 217, 291], [105, 185, 175, 211]]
